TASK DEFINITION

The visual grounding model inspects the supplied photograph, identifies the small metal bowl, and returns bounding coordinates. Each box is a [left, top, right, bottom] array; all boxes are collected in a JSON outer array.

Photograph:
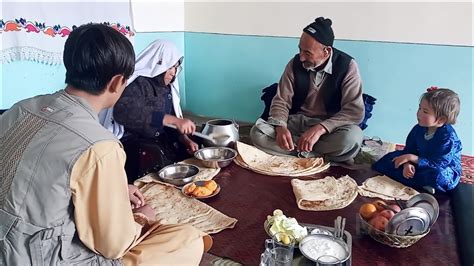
[[386, 207, 431, 236], [406, 193, 439, 226], [156, 164, 200, 186], [194, 147, 238, 169], [299, 234, 351, 265]]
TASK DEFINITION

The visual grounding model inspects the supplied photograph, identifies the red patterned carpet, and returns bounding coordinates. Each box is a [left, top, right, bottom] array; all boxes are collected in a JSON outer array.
[[395, 144, 474, 185], [460, 155, 474, 185]]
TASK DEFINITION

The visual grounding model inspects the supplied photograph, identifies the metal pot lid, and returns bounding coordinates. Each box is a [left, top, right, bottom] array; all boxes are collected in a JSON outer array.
[[406, 193, 439, 226], [299, 234, 350, 263], [386, 207, 430, 236]]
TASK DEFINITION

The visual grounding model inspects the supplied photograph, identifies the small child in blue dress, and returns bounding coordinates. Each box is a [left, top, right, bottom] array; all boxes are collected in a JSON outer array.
[[372, 87, 462, 193]]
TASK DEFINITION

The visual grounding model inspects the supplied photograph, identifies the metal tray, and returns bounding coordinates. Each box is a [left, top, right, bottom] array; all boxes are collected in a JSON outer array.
[[406, 193, 439, 226], [292, 223, 352, 266]]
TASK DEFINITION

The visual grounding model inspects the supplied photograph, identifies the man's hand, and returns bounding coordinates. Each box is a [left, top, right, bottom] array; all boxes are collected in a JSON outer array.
[[174, 118, 196, 135], [296, 124, 327, 152], [128, 185, 145, 209], [275, 126, 295, 151], [403, 163, 415, 179], [393, 154, 418, 168]]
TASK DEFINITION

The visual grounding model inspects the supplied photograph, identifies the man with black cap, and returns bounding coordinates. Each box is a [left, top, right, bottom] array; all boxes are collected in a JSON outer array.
[[250, 17, 364, 163]]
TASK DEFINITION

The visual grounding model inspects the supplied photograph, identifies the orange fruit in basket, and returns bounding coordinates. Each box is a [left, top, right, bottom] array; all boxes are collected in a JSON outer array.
[[359, 203, 378, 220]]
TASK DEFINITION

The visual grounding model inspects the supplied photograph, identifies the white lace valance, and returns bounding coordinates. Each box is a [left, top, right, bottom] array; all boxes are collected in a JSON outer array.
[[1, 1, 134, 65]]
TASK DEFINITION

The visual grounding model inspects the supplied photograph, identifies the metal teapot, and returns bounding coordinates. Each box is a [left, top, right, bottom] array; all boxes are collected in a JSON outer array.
[[201, 119, 239, 147]]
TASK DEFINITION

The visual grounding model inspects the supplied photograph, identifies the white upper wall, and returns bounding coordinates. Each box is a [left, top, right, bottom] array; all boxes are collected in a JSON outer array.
[[131, 1, 184, 32], [183, 2, 472, 46], [132, 0, 474, 46], [130, 1, 472, 46]]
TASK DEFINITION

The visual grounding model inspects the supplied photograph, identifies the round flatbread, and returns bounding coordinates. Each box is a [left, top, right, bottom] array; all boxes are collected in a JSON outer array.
[[358, 175, 419, 200], [291, 177, 338, 201], [235, 141, 328, 176], [292, 175, 358, 211], [178, 158, 220, 181]]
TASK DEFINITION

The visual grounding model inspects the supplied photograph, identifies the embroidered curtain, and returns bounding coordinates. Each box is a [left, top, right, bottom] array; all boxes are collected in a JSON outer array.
[[1, 1, 134, 65]]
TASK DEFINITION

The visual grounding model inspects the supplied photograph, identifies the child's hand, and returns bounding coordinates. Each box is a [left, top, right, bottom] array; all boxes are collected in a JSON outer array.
[[393, 154, 417, 168], [403, 163, 415, 179]]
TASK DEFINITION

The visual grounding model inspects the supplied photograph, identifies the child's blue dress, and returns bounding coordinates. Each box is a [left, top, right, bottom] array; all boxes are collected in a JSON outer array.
[[372, 124, 462, 192]]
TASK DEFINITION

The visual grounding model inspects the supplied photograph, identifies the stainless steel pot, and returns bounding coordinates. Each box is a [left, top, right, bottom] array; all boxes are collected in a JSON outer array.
[[201, 119, 239, 147]]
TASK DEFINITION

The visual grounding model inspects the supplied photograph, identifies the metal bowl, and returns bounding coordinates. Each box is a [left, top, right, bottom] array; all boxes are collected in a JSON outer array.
[[386, 207, 431, 236], [406, 193, 439, 226], [156, 164, 200, 186], [194, 147, 238, 169], [299, 234, 351, 265]]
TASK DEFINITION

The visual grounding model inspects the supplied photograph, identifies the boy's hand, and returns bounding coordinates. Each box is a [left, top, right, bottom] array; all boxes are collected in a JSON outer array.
[[133, 204, 156, 223], [403, 163, 415, 179], [128, 185, 145, 209]]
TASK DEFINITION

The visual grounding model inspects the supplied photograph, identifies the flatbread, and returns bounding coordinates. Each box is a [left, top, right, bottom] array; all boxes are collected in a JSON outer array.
[[292, 175, 358, 211], [136, 179, 237, 234], [358, 175, 419, 200], [178, 158, 220, 181], [291, 177, 338, 201], [235, 142, 329, 176], [234, 154, 330, 177]]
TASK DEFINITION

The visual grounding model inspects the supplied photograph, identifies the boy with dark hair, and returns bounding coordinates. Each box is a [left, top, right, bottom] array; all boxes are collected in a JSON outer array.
[[63, 23, 135, 95], [0, 23, 211, 265]]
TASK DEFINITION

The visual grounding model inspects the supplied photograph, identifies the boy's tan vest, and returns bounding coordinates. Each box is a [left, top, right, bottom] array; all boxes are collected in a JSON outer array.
[[0, 91, 121, 265]]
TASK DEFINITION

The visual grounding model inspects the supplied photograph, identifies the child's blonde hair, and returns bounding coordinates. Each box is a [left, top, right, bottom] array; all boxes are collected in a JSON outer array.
[[421, 88, 460, 124]]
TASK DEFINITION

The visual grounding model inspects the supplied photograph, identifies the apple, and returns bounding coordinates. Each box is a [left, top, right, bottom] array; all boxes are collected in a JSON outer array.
[[379, 210, 395, 220], [372, 200, 387, 211], [388, 204, 402, 213], [369, 215, 389, 231]]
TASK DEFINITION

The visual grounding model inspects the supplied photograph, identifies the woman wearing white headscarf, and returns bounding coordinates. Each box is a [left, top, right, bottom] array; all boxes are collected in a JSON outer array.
[[113, 40, 199, 175]]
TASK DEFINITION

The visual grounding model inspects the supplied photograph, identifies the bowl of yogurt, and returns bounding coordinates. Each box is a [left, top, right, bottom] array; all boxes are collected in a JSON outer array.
[[299, 234, 350, 265]]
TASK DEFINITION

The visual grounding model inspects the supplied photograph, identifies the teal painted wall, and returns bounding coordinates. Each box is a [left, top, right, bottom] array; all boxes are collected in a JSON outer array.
[[0, 32, 185, 109], [184, 32, 473, 154], [2, 31, 473, 154]]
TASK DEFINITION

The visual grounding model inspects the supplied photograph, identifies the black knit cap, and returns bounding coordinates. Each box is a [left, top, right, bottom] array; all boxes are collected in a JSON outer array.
[[303, 17, 334, 46]]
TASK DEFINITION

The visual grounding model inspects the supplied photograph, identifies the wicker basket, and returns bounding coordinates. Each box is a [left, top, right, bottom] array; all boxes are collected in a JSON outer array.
[[359, 214, 429, 248]]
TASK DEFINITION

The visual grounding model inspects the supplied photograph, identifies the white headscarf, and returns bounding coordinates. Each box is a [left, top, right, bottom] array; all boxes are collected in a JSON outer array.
[[99, 40, 184, 139]]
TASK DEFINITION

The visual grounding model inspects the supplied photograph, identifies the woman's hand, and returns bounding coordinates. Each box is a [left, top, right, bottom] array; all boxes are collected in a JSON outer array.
[[402, 163, 416, 179], [175, 118, 196, 135], [181, 135, 199, 154], [128, 184, 145, 209]]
